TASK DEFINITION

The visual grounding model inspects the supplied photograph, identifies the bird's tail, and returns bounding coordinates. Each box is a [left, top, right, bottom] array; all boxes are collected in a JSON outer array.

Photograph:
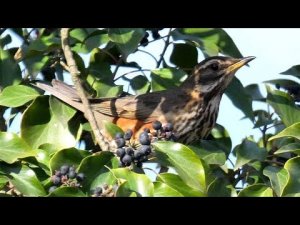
[[35, 80, 85, 113]]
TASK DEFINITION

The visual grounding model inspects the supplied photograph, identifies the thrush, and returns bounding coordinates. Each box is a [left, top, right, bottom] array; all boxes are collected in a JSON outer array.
[[36, 56, 255, 144]]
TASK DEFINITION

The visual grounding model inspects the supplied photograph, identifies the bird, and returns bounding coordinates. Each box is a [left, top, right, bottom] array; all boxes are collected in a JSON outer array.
[[36, 56, 255, 144]]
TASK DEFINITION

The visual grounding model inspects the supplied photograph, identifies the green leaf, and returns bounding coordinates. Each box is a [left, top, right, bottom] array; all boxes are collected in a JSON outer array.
[[207, 178, 237, 197], [245, 84, 265, 101], [130, 75, 150, 94], [153, 182, 183, 197], [238, 184, 273, 197], [263, 166, 288, 196], [266, 86, 300, 127], [91, 81, 123, 98], [0, 85, 40, 107], [280, 65, 300, 79], [71, 29, 109, 53], [189, 142, 226, 165], [150, 68, 187, 91], [282, 157, 300, 196], [269, 122, 300, 141], [21, 96, 78, 150], [0, 47, 22, 89], [77, 152, 118, 192], [0, 132, 36, 164], [103, 121, 124, 139], [264, 79, 300, 89], [156, 173, 204, 196], [49, 148, 90, 174], [111, 168, 154, 197], [108, 28, 144, 59], [0, 163, 46, 196], [173, 28, 243, 58], [170, 43, 198, 69], [47, 186, 86, 197], [27, 34, 60, 52], [0, 176, 8, 189], [253, 110, 274, 128], [234, 139, 267, 170], [275, 143, 300, 155], [225, 77, 254, 120], [152, 141, 206, 192]]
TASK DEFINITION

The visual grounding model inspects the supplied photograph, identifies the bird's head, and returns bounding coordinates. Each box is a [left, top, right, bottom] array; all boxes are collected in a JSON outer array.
[[181, 56, 255, 97]]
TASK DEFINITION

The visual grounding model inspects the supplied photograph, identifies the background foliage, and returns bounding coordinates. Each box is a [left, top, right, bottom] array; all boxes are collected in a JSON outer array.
[[0, 28, 299, 197]]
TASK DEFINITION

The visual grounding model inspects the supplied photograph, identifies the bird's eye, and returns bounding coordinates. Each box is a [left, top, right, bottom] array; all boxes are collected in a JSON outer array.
[[210, 63, 219, 71]]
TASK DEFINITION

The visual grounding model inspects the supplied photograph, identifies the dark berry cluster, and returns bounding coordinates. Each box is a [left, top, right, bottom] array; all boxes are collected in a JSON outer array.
[[114, 120, 177, 168], [48, 164, 85, 193], [91, 184, 115, 197], [115, 129, 151, 168]]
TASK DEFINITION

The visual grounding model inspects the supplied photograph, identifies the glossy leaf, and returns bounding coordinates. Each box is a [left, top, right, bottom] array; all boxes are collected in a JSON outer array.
[[234, 139, 267, 170], [170, 43, 198, 68], [266, 86, 300, 127], [282, 157, 300, 196], [0, 47, 22, 88], [153, 182, 183, 197], [111, 168, 154, 197], [130, 75, 150, 94], [275, 143, 300, 155], [172, 28, 243, 58], [103, 121, 124, 139], [189, 143, 226, 165], [0, 132, 36, 164], [49, 148, 90, 174], [152, 141, 206, 192], [21, 96, 77, 150], [225, 77, 254, 120], [108, 28, 144, 59], [207, 178, 237, 197], [151, 68, 187, 91], [77, 152, 118, 192], [90, 81, 123, 98], [47, 186, 86, 197], [156, 173, 204, 196], [245, 84, 265, 101], [263, 166, 288, 196], [280, 65, 300, 79], [269, 122, 300, 141], [264, 79, 300, 89], [0, 163, 46, 196], [0, 85, 40, 107], [0, 176, 8, 189], [238, 184, 273, 197]]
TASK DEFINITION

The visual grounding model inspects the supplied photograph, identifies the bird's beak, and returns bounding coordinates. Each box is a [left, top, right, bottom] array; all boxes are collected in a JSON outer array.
[[227, 56, 256, 74]]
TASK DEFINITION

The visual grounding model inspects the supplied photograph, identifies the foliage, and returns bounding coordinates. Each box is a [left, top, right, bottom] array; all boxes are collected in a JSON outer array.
[[0, 28, 299, 197]]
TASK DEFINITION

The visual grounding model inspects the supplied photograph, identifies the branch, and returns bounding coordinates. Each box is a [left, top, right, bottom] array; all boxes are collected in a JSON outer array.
[[60, 28, 111, 151], [156, 28, 172, 68]]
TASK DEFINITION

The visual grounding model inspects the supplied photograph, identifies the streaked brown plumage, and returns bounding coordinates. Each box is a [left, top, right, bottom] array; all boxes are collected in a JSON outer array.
[[36, 56, 255, 144]]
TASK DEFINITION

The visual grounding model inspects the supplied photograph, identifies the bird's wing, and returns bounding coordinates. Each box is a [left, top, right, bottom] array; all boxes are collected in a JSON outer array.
[[92, 89, 185, 122]]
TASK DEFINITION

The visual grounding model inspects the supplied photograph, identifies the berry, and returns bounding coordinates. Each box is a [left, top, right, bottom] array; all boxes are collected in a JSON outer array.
[[122, 154, 132, 166], [55, 170, 62, 177], [76, 173, 85, 182], [115, 138, 126, 148], [60, 165, 69, 175], [68, 170, 76, 179], [69, 166, 76, 172], [165, 131, 172, 140], [116, 148, 126, 158], [134, 150, 144, 160], [51, 175, 61, 185], [143, 128, 150, 133], [139, 155, 148, 163], [124, 129, 133, 140], [152, 120, 162, 130], [115, 132, 123, 139], [139, 132, 151, 145], [164, 123, 174, 132], [126, 147, 134, 156], [49, 186, 58, 193], [139, 145, 152, 156], [136, 162, 143, 168]]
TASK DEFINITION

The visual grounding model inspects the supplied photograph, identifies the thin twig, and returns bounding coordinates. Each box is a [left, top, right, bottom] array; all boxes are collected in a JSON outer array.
[[137, 49, 158, 64], [60, 28, 110, 151], [156, 28, 172, 68], [114, 69, 152, 82]]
